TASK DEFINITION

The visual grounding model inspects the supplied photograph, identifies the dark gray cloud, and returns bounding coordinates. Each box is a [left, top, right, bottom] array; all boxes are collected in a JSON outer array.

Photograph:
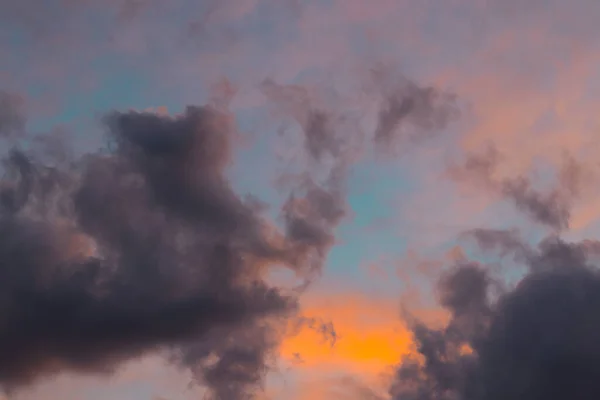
[[0, 105, 332, 399], [390, 232, 600, 400]]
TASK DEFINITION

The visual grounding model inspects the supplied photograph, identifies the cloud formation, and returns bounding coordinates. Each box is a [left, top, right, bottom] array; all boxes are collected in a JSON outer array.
[[0, 58, 458, 399], [389, 227, 600, 400], [12, 1, 600, 398], [0, 105, 304, 399]]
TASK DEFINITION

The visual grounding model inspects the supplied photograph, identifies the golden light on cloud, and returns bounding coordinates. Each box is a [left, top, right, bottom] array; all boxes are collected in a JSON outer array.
[[459, 343, 474, 356]]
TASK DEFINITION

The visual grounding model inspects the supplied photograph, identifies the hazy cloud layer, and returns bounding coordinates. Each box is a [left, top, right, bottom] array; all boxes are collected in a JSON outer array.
[[0, 91, 25, 139]]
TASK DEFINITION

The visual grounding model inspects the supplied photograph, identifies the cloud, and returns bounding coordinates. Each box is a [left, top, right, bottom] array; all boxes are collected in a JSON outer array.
[[0, 52, 458, 398], [260, 78, 358, 165], [7, 1, 600, 399], [448, 145, 589, 231], [0, 91, 25, 139], [261, 74, 459, 276], [0, 105, 331, 399], [387, 228, 600, 400], [2, 3, 466, 398], [368, 65, 460, 148], [261, 72, 459, 164]]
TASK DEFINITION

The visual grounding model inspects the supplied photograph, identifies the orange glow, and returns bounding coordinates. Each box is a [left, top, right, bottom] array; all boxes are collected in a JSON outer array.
[[459, 343, 474, 356], [280, 293, 419, 375], [275, 290, 449, 400]]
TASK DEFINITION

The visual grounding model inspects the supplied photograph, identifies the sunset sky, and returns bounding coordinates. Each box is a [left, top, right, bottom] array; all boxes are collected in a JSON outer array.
[[3, 1, 600, 399]]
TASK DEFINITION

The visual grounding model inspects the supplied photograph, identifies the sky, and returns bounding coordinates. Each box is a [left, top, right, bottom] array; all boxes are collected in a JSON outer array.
[[3, 1, 600, 399]]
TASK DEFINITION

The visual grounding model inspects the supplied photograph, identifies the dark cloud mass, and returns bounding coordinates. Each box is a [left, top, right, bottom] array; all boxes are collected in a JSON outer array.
[[0, 105, 322, 398], [391, 231, 600, 400]]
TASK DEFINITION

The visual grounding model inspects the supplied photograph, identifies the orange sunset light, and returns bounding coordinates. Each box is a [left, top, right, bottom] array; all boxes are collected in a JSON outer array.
[[279, 293, 414, 374]]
